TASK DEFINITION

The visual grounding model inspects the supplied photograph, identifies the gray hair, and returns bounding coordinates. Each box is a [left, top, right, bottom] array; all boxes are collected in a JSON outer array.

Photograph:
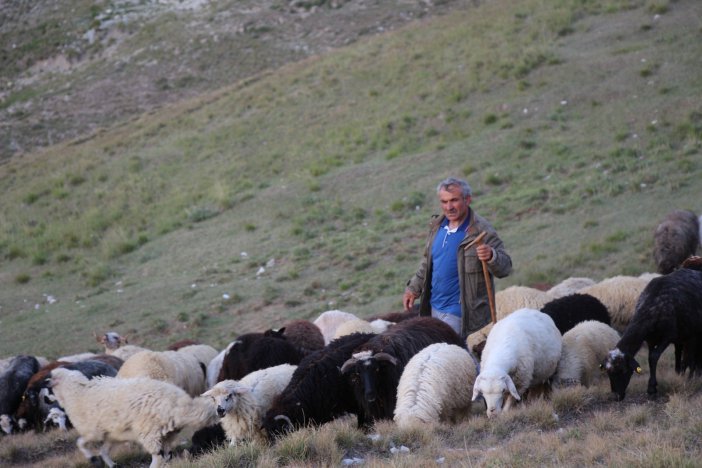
[[437, 177, 472, 197]]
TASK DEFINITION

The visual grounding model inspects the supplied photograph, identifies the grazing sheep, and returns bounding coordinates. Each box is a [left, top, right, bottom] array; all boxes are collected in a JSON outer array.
[[540, 293, 611, 335], [0, 355, 40, 434], [49, 368, 218, 468], [579, 275, 652, 333], [262, 332, 376, 439], [117, 347, 213, 397], [546, 277, 596, 299], [472, 308, 561, 418], [265, 320, 325, 357], [555, 321, 620, 387], [602, 268, 702, 400], [217, 330, 302, 382], [653, 209, 700, 274], [313, 310, 361, 345], [203, 364, 296, 444], [496, 286, 551, 320], [394, 343, 478, 428], [340, 317, 465, 425]]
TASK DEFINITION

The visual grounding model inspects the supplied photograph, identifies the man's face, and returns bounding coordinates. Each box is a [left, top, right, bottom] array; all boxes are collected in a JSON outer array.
[[438, 185, 470, 224]]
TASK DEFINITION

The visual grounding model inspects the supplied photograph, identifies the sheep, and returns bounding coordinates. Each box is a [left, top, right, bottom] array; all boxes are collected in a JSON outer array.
[[546, 277, 596, 299], [264, 319, 325, 357], [333, 319, 379, 339], [56, 352, 97, 363], [495, 285, 551, 320], [554, 321, 620, 387], [167, 339, 201, 351], [207, 342, 235, 389], [540, 293, 611, 335], [116, 346, 215, 397], [313, 309, 361, 345], [217, 330, 302, 382], [261, 332, 376, 439], [96, 331, 149, 361], [13, 358, 120, 433], [653, 209, 700, 274], [393, 343, 478, 428], [0, 355, 40, 434], [48, 367, 219, 468], [471, 308, 561, 418], [466, 322, 493, 359], [602, 267, 702, 400], [579, 275, 652, 333], [340, 317, 465, 425], [365, 307, 419, 323], [202, 364, 296, 444]]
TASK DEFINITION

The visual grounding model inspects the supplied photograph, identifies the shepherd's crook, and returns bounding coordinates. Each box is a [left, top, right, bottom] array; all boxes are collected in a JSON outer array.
[[466, 231, 497, 324]]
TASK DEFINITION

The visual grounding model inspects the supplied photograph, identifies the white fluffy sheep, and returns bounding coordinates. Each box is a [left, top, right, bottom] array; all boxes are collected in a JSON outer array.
[[394, 343, 478, 428], [202, 364, 296, 444], [116, 346, 214, 397], [207, 342, 235, 389], [579, 275, 652, 333], [555, 321, 621, 387], [472, 308, 561, 418], [546, 277, 596, 299], [313, 309, 361, 344], [495, 286, 551, 320], [49, 368, 218, 468], [332, 319, 382, 339]]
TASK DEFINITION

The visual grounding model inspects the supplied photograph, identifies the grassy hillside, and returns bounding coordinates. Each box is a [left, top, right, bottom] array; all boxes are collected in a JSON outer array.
[[1, 0, 701, 358]]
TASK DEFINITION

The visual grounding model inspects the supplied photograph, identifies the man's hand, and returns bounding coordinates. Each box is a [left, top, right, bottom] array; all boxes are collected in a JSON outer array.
[[403, 289, 418, 312], [476, 244, 493, 262]]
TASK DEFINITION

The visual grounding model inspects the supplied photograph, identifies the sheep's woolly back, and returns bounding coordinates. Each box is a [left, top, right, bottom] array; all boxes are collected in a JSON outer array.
[[477, 308, 561, 409], [313, 310, 361, 345], [556, 321, 621, 387], [579, 275, 651, 333], [333, 319, 377, 339], [116, 349, 207, 396], [496, 286, 551, 320], [547, 277, 596, 299], [204, 364, 296, 443], [56, 352, 96, 363], [394, 343, 477, 428], [109, 345, 149, 361], [50, 368, 218, 457], [178, 344, 218, 368]]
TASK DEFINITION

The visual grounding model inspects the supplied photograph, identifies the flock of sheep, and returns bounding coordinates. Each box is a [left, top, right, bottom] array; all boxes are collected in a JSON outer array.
[[0, 210, 701, 467]]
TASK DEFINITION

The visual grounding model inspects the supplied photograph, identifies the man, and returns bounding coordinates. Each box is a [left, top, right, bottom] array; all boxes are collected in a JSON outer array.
[[403, 177, 512, 339]]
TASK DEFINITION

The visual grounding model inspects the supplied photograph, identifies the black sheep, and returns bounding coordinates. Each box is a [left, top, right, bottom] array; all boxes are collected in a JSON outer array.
[[540, 293, 611, 335], [602, 268, 702, 400], [653, 209, 700, 274], [261, 332, 376, 440], [217, 329, 302, 382], [264, 319, 325, 357], [340, 316, 464, 425], [0, 355, 40, 434]]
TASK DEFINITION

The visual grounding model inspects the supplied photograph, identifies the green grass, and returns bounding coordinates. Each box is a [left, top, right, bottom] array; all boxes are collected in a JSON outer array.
[[0, 0, 700, 358]]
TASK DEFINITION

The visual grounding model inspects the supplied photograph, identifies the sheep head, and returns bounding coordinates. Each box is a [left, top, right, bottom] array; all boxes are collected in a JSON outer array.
[[203, 381, 250, 417], [602, 348, 641, 401], [472, 372, 520, 418]]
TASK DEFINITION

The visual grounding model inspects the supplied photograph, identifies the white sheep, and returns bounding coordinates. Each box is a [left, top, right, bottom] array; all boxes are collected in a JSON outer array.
[[546, 277, 596, 299], [332, 319, 378, 339], [555, 321, 621, 387], [495, 286, 551, 320], [202, 363, 296, 444], [394, 343, 478, 428], [49, 367, 218, 468], [579, 275, 652, 333], [207, 342, 235, 389], [116, 346, 213, 397], [313, 309, 361, 344], [471, 308, 561, 418], [96, 331, 149, 361]]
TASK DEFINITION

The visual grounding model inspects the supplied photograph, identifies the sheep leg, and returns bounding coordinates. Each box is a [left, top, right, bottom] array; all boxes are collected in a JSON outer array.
[[149, 452, 166, 468], [98, 441, 116, 468], [647, 344, 667, 396], [76, 437, 99, 465]]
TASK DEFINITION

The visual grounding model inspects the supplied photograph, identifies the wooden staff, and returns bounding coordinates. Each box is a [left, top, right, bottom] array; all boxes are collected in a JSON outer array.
[[466, 231, 497, 324]]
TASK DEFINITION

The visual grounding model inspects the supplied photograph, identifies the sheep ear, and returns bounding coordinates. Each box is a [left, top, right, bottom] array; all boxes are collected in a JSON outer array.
[[504, 375, 521, 401], [471, 376, 482, 401]]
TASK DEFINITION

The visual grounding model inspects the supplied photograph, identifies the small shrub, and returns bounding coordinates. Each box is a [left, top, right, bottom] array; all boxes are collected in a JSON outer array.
[[484, 113, 498, 125], [15, 273, 31, 284]]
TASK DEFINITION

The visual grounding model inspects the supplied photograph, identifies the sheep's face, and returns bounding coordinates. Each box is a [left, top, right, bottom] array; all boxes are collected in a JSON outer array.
[[472, 374, 520, 418], [602, 349, 640, 401], [203, 384, 248, 417], [0, 414, 14, 434], [44, 407, 68, 431]]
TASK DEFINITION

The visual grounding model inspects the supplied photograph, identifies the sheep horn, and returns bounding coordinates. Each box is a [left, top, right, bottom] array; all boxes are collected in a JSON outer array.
[[340, 357, 358, 374], [273, 414, 294, 430], [373, 353, 398, 366]]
